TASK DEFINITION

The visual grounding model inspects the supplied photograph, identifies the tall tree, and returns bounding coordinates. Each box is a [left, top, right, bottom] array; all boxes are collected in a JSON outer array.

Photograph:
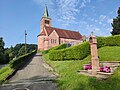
[[8, 46, 14, 60], [14, 44, 22, 57], [111, 7, 120, 35], [0, 37, 5, 63], [18, 46, 26, 56]]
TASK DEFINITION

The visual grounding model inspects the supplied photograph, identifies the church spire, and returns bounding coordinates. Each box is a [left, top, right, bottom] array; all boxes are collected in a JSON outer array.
[[43, 5, 49, 18], [40, 5, 51, 33]]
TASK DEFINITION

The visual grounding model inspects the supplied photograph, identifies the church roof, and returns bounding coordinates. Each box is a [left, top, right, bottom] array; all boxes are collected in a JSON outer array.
[[45, 26, 82, 40]]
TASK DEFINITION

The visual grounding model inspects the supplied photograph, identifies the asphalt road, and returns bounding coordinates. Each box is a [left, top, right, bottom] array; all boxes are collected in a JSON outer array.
[[0, 53, 58, 90]]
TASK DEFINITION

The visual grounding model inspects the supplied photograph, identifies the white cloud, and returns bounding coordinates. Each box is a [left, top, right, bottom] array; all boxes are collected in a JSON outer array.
[[99, 15, 106, 20], [99, 15, 112, 24], [55, 0, 91, 27], [84, 24, 107, 36], [55, 0, 79, 27], [79, 0, 91, 8]]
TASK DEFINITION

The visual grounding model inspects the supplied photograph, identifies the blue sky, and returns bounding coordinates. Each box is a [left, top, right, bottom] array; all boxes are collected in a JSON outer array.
[[0, 0, 120, 48]]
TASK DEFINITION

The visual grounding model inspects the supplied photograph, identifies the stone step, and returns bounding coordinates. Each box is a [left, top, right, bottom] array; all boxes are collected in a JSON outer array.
[[78, 70, 111, 79], [97, 72, 113, 76]]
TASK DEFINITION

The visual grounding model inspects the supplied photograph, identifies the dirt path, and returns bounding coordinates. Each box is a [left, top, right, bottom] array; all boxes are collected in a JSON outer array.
[[0, 53, 58, 90]]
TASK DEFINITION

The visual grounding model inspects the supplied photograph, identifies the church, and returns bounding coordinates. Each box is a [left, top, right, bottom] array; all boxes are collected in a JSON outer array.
[[38, 6, 86, 50]]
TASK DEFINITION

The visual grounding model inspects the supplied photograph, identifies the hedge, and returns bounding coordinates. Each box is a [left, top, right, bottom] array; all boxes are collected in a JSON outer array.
[[42, 44, 67, 54], [49, 42, 90, 61], [9, 50, 36, 69], [97, 35, 120, 48], [49, 35, 120, 61]]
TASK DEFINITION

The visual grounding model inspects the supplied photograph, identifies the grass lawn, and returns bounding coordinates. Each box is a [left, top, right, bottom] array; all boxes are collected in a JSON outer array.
[[44, 46, 120, 90], [0, 65, 13, 84]]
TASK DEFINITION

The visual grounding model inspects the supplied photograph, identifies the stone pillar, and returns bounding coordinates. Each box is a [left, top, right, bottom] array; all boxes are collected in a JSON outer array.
[[89, 33, 99, 75]]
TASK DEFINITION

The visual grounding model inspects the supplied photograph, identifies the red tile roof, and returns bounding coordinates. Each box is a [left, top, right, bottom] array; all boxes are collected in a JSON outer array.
[[82, 35, 86, 41], [45, 26, 82, 40]]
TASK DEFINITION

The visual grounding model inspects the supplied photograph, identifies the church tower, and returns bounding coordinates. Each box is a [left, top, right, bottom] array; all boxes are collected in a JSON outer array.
[[40, 6, 51, 32]]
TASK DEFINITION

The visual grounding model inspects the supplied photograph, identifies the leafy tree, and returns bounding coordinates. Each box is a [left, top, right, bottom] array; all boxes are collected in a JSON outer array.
[[111, 7, 120, 35], [0, 37, 5, 62], [14, 44, 22, 57], [0, 37, 9, 64], [8, 46, 14, 60], [18, 46, 26, 56], [14, 44, 37, 57]]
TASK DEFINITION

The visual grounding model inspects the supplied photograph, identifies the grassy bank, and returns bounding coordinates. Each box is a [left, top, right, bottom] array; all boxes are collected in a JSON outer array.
[[0, 65, 13, 84], [44, 46, 120, 90]]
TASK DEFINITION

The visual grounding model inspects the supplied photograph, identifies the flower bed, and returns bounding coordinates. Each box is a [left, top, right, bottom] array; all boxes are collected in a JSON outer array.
[[84, 65, 111, 73], [100, 66, 111, 73], [84, 65, 92, 70]]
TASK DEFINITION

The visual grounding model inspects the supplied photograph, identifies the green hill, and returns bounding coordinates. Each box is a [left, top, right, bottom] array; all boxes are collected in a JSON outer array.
[[45, 46, 120, 90]]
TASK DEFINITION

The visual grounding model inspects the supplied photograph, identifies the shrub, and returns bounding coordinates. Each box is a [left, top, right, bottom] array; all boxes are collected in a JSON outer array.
[[97, 37, 106, 48], [49, 42, 90, 61], [9, 50, 36, 69], [97, 35, 120, 48]]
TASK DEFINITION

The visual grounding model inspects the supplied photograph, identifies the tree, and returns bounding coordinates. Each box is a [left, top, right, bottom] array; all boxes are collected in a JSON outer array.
[[14, 44, 22, 57], [111, 7, 120, 35], [8, 46, 14, 60], [0, 37, 7, 64], [18, 46, 26, 56], [14, 43, 37, 57]]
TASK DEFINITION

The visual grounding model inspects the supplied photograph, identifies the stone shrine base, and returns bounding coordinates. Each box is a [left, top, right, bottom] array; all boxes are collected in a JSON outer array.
[[78, 70, 113, 80], [78, 61, 120, 80]]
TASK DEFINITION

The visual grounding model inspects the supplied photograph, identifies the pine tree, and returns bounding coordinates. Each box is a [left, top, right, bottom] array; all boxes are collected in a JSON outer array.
[[111, 7, 120, 35]]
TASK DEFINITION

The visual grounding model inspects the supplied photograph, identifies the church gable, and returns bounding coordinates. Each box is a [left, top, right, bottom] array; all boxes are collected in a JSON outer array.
[[49, 30, 59, 37]]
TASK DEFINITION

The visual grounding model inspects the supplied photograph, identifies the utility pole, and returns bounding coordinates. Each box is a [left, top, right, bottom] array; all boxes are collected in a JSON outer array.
[[25, 30, 27, 54]]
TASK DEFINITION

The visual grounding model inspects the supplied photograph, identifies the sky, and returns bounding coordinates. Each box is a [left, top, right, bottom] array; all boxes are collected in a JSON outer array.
[[0, 0, 120, 48]]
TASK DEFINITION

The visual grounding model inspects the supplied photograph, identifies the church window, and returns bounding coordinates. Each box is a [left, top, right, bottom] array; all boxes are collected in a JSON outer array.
[[51, 39, 53, 43], [45, 20, 49, 24], [53, 39, 54, 43], [51, 39, 52, 43], [55, 39, 56, 43], [43, 38, 45, 42]]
